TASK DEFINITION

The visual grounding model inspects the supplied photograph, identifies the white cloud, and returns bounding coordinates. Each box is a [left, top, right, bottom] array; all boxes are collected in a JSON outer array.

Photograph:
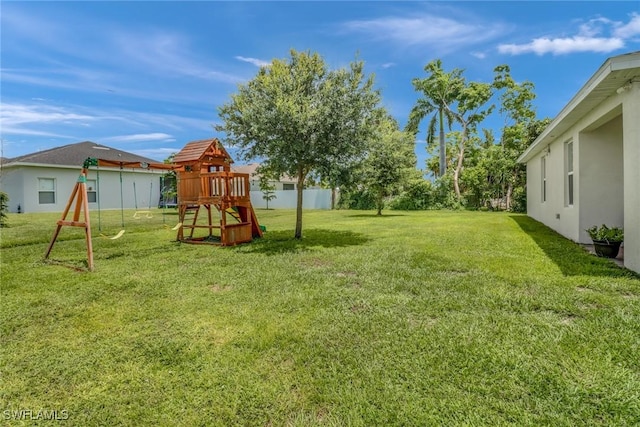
[[0, 103, 96, 127], [471, 52, 487, 59], [102, 133, 176, 144], [113, 31, 242, 84], [381, 62, 396, 69], [235, 56, 271, 67], [0, 127, 71, 138], [3, 5, 243, 87], [340, 13, 506, 52], [613, 12, 640, 38], [0, 103, 213, 142], [499, 36, 624, 56], [499, 14, 638, 56]]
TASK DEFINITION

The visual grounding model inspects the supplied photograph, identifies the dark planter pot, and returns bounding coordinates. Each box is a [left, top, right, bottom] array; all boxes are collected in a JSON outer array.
[[592, 240, 622, 258]]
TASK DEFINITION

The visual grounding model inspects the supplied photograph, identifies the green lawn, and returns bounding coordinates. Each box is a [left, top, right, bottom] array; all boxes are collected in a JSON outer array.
[[1, 209, 639, 426]]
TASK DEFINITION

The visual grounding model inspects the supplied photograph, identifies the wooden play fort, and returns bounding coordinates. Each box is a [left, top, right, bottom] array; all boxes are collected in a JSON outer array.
[[172, 138, 262, 245], [44, 138, 262, 271]]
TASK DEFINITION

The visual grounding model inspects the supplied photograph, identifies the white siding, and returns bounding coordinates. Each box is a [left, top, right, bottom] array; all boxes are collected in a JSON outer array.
[[526, 81, 639, 273], [2, 165, 163, 213], [578, 115, 624, 242], [622, 83, 640, 273]]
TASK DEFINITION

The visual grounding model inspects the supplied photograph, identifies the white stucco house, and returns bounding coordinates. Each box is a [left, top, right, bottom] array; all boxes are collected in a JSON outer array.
[[231, 162, 300, 191], [231, 162, 333, 209], [1, 141, 165, 213], [518, 51, 640, 274]]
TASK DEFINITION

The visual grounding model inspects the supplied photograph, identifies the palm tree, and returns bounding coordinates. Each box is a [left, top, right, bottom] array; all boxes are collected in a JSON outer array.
[[405, 59, 464, 178]]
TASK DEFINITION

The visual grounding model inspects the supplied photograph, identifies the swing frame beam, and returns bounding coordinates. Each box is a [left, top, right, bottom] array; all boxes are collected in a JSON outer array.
[[44, 158, 181, 271]]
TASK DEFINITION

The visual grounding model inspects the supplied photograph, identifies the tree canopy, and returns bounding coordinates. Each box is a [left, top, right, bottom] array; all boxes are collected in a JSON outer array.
[[216, 49, 383, 238], [359, 117, 417, 215], [406, 59, 464, 177]]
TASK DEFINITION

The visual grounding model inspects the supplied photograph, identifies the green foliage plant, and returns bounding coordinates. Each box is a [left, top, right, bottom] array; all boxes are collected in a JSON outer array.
[[586, 224, 624, 243], [0, 191, 8, 227], [359, 117, 417, 215], [388, 178, 433, 210], [259, 174, 277, 209]]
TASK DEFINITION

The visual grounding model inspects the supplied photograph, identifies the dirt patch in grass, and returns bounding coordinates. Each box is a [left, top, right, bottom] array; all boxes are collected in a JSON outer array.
[[209, 284, 232, 293]]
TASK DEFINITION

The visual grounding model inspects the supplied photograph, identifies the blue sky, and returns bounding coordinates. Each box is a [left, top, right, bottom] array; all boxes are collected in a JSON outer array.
[[2, 1, 639, 169]]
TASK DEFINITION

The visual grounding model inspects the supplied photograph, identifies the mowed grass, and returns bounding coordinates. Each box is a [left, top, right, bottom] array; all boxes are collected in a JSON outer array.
[[1, 209, 639, 426]]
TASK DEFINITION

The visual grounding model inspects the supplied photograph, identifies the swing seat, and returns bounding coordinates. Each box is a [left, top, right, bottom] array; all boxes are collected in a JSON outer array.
[[133, 210, 153, 219], [101, 230, 125, 240]]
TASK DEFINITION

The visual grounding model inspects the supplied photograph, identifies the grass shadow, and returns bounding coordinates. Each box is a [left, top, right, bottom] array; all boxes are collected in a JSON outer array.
[[510, 215, 638, 278], [236, 228, 370, 255]]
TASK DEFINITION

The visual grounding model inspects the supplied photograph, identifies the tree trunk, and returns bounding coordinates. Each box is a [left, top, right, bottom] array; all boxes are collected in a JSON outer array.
[[295, 168, 305, 239], [439, 109, 446, 177], [376, 195, 383, 216], [453, 141, 465, 201], [506, 182, 513, 211]]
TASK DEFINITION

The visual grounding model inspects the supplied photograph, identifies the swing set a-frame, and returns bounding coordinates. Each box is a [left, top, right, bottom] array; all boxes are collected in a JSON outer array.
[[44, 138, 263, 271]]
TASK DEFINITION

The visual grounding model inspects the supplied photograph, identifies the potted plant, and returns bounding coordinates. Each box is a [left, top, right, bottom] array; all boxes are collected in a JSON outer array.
[[586, 224, 624, 258]]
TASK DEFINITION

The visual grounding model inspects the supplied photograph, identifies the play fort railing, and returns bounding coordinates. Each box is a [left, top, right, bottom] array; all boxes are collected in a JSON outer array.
[[178, 172, 251, 204]]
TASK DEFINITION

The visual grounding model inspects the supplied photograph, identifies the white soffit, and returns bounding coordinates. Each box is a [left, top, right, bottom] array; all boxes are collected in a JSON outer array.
[[518, 51, 640, 163]]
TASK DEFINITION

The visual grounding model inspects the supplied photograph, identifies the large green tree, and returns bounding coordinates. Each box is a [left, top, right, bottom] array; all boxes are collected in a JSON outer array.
[[216, 49, 382, 238], [406, 59, 464, 178], [360, 117, 417, 215], [445, 80, 494, 201], [492, 65, 544, 211]]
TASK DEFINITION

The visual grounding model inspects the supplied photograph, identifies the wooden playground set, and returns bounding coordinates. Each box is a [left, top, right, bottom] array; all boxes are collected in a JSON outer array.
[[44, 138, 263, 271]]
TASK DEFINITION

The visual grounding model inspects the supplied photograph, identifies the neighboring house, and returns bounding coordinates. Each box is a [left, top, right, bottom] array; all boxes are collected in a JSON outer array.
[[231, 162, 332, 209], [1, 141, 165, 213], [518, 51, 640, 274], [231, 162, 299, 191]]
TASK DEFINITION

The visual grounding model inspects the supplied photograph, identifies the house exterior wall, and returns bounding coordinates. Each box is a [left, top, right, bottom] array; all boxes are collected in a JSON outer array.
[[578, 115, 624, 242], [526, 129, 580, 241], [1, 167, 25, 213], [247, 179, 298, 192], [622, 83, 640, 273], [526, 81, 639, 273], [2, 164, 163, 213], [526, 95, 625, 243]]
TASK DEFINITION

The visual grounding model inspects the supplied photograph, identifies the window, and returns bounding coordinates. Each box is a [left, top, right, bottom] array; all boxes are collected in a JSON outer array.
[[541, 156, 547, 202], [86, 179, 97, 203], [38, 178, 56, 204], [283, 183, 295, 191], [566, 140, 574, 206]]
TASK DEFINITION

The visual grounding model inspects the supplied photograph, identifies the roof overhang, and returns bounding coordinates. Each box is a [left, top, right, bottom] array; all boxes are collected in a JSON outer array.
[[1, 161, 166, 173], [518, 51, 640, 164]]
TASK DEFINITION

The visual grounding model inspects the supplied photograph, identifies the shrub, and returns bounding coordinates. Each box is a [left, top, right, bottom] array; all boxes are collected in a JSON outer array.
[[337, 189, 377, 210], [0, 192, 8, 227], [388, 179, 433, 210], [510, 186, 527, 213], [586, 224, 624, 243]]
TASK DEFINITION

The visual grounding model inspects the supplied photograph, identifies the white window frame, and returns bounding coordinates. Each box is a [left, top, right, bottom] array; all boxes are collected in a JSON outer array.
[[565, 140, 574, 206], [86, 179, 97, 203], [38, 178, 56, 204]]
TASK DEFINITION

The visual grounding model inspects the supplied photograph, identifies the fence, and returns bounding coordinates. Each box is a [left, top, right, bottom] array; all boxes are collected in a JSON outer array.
[[250, 189, 332, 210]]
